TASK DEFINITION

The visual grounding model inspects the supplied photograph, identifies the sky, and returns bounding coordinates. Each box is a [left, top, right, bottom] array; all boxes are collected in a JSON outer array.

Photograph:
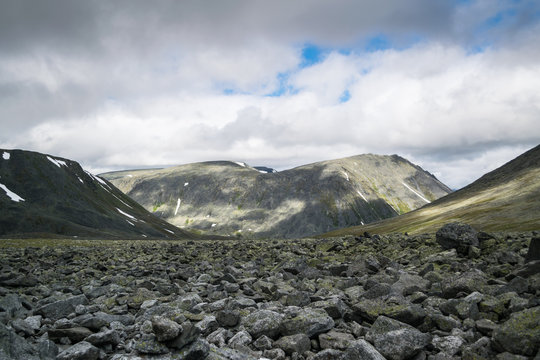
[[1, 0, 539, 189]]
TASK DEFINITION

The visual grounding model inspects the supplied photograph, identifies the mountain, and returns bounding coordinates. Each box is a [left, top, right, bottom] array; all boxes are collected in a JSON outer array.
[[101, 154, 451, 238], [0, 149, 196, 239], [323, 144, 540, 236]]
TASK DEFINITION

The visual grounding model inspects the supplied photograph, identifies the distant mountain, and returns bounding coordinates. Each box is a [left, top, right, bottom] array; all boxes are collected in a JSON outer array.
[[323, 144, 540, 236], [101, 154, 451, 238], [0, 149, 196, 239]]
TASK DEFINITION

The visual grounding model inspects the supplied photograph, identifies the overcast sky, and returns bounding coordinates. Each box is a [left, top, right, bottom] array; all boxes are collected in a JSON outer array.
[[1, 0, 539, 189]]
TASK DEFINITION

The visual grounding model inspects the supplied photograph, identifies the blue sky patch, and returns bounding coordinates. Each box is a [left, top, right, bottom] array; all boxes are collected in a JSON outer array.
[[301, 44, 326, 68], [339, 89, 351, 103], [365, 34, 392, 52]]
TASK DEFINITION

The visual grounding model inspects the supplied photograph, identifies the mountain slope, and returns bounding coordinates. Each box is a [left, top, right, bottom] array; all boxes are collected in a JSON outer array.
[[101, 154, 451, 238], [0, 149, 196, 239], [323, 144, 540, 236]]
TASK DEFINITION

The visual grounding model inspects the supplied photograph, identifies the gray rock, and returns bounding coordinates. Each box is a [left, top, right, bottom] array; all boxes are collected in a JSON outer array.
[[475, 318, 498, 336], [526, 237, 540, 262], [135, 334, 169, 354], [442, 269, 488, 298], [242, 310, 284, 339], [178, 338, 210, 360], [37, 339, 59, 360], [318, 330, 354, 350], [228, 330, 252, 347], [275, 333, 310, 354], [341, 339, 386, 360], [310, 348, 343, 359], [0, 294, 27, 319], [85, 329, 121, 346], [432, 335, 464, 356], [48, 327, 94, 343], [36, 295, 89, 321], [309, 298, 349, 319], [436, 222, 479, 255], [208, 344, 260, 360], [280, 308, 334, 338], [492, 306, 540, 356], [23, 315, 42, 330], [366, 315, 431, 360], [253, 335, 273, 350], [167, 320, 200, 349], [11, 318, 35, 336], [0, 323, 39, 360], [263, 348, 286, 360], [196, 315, 219, 335], [152, 316, 181, 342], [216, 310, 240, 327], [56, 341, 100, 360]]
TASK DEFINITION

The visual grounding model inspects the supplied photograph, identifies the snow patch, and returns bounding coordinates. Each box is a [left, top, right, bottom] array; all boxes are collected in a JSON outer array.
[[165, 229, 175, 234], [211, 223, 217, 227], [342, 171, 349, 181], [142, 234, 147, 238], [361, 221, 365, 225], [184, 182, 189, 187], [401, 182, 430, 203], [174, 198, 181, 216], [116, 208, 137, 220], [234, 161, 246, 167], [2, 152, 10, 160], [126, 220, 135, 226], [127, 174, 133, 178], [77, 176, 84, 184], [47, 156, 67, 168], [357, 190, 367, 202], [0, 183, 24, 202]]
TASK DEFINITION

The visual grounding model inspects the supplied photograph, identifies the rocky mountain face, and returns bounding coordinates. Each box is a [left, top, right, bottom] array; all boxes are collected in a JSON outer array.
[[1, 223, 538, 359], [0, 149, 195, 239], [101, 154, 451, 238], [324, 144, 540, 237]]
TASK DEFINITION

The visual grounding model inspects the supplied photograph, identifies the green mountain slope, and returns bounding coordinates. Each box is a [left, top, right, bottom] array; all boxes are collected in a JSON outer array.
[[101, 154, 451, 238], [0, 149, 196, 239], [323, 144, 540, 236]]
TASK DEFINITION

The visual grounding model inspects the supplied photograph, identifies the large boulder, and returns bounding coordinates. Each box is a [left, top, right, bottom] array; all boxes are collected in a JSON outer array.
[[0, 323, 39, 360], [35, 294, 88, 321], [436, 222, 479, 255], [526, 237, 540, 262], [56, 341, 99, 360], [492, 306, 540, 356], [366, 316, 431, 360], [242, 310, 284, 339], [280, 308, 335, 338]]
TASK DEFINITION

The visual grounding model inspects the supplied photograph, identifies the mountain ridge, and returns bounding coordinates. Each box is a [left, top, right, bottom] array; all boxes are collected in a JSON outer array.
[[0, 149, 197, 239], [322, 144, 540, 236], [101, 153, 452, 238]]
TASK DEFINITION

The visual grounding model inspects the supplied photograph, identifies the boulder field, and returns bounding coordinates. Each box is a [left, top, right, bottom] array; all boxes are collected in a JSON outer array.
[[0, 223, 539, 359]]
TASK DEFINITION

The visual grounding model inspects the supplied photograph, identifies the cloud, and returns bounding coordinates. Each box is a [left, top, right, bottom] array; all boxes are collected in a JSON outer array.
[[0, 0, 539, 189]]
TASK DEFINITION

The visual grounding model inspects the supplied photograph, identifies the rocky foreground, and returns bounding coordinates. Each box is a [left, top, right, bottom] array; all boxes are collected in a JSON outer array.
[[1, 223, 539, 360]]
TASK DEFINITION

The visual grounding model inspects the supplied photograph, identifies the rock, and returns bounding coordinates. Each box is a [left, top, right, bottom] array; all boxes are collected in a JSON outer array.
[[35, 295, 89, 321], [318, 330, 354, 350], [309, 298, 349, 319], [274, 333, 310, 355], [56, 341, 99, 360], [0, 294, 27, 319], [366, 315, 431, 360], [0, 323, 39, 360], [84, 329, 121, 346], [280, 308, 335, 338], [310, 348, 343, 359], [167, 320, 200, 349], [492, 306, 540, 356], [209, 345, 260, 360], [436, 222, 479, 255], [48, 327, 94, 343], [242, 310, 284, 339], [152, 315, 181, 342], [442, 269, 488, 298], [134, 334, 169, 354], [11, 318, 35, 336], [352, 298, 426, 326], [228, 330, 252, 347], [216, 310, 240, 327], [178, 338, 210, 360], [253, 335, 273, 350], [37, 339, 59, 359], [263, 348, 287, 360], [207, 328, 231, 348], [526, 237, 540, 262], [196, 315, 219, 335], [432, 335, 465, 356], [363, 283, 392, 299], [341, 339, 386, 360], [475, 318, 498, 336]]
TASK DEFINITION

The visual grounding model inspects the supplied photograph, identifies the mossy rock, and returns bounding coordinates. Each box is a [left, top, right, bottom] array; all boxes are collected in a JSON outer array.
[[492, 306, 540, 356]]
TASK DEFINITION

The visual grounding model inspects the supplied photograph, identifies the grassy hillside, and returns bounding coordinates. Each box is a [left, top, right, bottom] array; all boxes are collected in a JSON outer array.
[[322, 144, 540, 236], [102, 154, 451, 238]]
